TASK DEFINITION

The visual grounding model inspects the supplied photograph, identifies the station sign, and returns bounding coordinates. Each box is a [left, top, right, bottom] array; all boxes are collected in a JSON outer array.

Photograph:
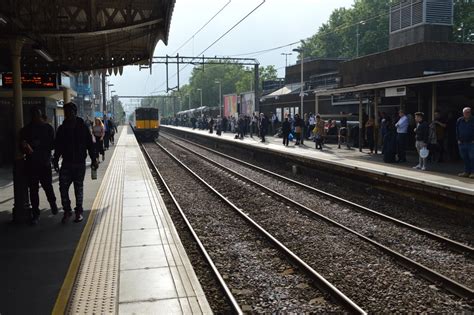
[[385, 86, 407, 97], [1, 73, 59, 89]]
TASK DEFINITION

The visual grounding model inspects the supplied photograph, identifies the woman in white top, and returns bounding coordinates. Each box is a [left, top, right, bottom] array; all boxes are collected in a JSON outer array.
[[92, 118, 105, 161]]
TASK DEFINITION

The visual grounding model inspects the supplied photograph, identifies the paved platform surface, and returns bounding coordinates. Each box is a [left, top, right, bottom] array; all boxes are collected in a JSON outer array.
[[163, 125, 474, 196], [0, 127, 122, 314], [67, 126, 211, 314]]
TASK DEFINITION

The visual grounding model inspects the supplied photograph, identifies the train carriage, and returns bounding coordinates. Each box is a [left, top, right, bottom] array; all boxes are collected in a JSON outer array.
[[131, 107, 160, 141]]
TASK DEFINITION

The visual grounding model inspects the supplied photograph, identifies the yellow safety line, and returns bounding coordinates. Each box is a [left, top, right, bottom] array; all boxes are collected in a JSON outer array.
[[52, 130, 122, 315]]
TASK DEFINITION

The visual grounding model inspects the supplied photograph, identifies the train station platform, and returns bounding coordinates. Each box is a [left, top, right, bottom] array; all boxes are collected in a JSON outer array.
[[161, 126, 474, 205], [0, 126, 211, 314]]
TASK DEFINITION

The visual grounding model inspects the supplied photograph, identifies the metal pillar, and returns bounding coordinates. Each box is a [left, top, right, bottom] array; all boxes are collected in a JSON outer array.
[[374, 90, 379, 154], [101, 73, 107, 114], [112, 97, 115, 118], [63, 88, 71, 104], [359, 95, 363, 152], [431, 83, 437, 122], [315, 95, 319, 115], [10, 38, 30, 223], [254, 64, 260, 113], [299, 53, 304, 116]]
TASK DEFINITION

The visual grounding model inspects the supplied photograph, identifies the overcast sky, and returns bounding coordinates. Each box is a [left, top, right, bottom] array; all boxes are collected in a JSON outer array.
[[110, 0, 354, 99]]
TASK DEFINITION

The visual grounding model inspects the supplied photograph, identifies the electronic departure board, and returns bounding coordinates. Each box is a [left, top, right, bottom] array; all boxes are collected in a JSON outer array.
[[1, 73, 58, 89]]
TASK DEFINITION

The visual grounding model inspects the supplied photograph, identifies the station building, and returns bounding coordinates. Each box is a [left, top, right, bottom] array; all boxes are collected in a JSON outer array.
[[260, 0, 474, 126]]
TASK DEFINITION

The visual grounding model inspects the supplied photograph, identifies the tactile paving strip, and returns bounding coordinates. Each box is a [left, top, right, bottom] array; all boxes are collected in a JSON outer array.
[[67, 130, 127, 314]]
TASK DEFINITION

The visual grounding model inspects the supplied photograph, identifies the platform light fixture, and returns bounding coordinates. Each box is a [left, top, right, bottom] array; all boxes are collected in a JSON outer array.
[[215, 80, 222, 117], [33, 46, 54, 62], [0, 17, 7, 24], [197, 88, 203, 108], [292, 48, 304, 117]]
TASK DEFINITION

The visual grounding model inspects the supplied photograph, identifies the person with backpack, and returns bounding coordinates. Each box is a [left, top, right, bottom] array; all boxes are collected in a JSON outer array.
[[53, 102, 98, 223]]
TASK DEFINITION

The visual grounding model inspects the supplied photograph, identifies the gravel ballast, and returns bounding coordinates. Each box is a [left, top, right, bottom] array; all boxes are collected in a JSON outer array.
[[158, 136, 473, 313], [143, 143, 344, 313], [163, 135, 474, 289]]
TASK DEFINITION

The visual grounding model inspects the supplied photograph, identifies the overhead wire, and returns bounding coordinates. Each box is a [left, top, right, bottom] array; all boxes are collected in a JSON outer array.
[[150, 0, 266, 95], [144, 0, 232, 93], [172, 0, 232, 55], [150, 3, 390, 95]]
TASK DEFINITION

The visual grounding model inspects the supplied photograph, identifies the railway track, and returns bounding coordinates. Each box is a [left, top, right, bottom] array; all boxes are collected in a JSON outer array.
[[161, 133, 474, 292], [141, 142, 363, 314], [163, 132, 473, 254], [157, 134, 473, 312]]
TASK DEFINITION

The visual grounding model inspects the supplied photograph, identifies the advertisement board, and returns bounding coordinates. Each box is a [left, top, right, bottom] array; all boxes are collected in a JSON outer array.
[[224, 94, 238, 117], [240, 92, 255, 116]]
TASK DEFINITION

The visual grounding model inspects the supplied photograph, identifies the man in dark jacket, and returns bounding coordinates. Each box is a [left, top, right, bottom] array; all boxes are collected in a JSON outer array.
[[259, 113, 269, 143], [20, 107, 58, 224], [282, 117, 291, 147], [53, 102, 98, 223], [456, 107, 474, 178], [413, 112, 429, 171]]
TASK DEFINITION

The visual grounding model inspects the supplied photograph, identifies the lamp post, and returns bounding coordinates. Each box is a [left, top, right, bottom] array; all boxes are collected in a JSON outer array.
[[188, 94, 191, 110], [292, 48, 304, 116], [281, 52, 292, 68], [197, 88, 203, 108], [110, 90, 116, 117], [356, 20, 366, 58], [215, 80, 222, 117]]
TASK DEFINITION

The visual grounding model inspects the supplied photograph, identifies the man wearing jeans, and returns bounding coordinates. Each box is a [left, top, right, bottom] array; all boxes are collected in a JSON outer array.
[[53, 102, 98, 223], [456, 107, 474, 178], [395, 109, 409, 163]]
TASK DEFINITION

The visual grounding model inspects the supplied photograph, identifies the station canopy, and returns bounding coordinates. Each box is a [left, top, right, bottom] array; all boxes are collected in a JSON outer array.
[[0, 0, 175, 73]]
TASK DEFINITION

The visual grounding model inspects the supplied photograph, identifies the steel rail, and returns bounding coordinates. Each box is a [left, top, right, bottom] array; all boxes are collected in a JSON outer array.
[[152, 140, 367, 315], [160, 135, 474, 300], [162, 132, 474, 255], [140, 143, 243, 315]]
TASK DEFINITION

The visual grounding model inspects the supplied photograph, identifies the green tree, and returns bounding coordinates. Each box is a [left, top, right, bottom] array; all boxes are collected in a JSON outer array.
[[235, 65, 278, 95], [300, 0, 390, 59], [299, 0, 473, 59], [453, 0, 474, 42]]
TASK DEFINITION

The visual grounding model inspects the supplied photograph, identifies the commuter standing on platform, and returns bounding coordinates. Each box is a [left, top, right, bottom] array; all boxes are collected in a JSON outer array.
[[103, 115, 110, 150], [84, 115, 93, 132], [308, 113, 315, 139], [413, 112, 429, 171], [365, 116, 375, 154], [20, 106, 58, 225], [271, 112, 278, 136], [108, 117, 118, 146], [53, 102, 98, 223], [92, 117, 105, 161], [456, 107, 474, 178], [395, 109, 409, 163], [293, 114, 303, 145], [282, 117, 291, 147], [209, 117, 214, 134], [259, 113, 269, 143], [313, 115, 325, 150]]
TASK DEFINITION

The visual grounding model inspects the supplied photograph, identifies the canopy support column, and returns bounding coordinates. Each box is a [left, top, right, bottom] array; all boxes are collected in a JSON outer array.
[[10, 37, 30, 223]]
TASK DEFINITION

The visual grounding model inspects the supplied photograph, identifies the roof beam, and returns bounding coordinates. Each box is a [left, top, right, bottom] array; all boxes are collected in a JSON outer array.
[[315, 69, 474, 96], [41, 17, 163, 37]]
